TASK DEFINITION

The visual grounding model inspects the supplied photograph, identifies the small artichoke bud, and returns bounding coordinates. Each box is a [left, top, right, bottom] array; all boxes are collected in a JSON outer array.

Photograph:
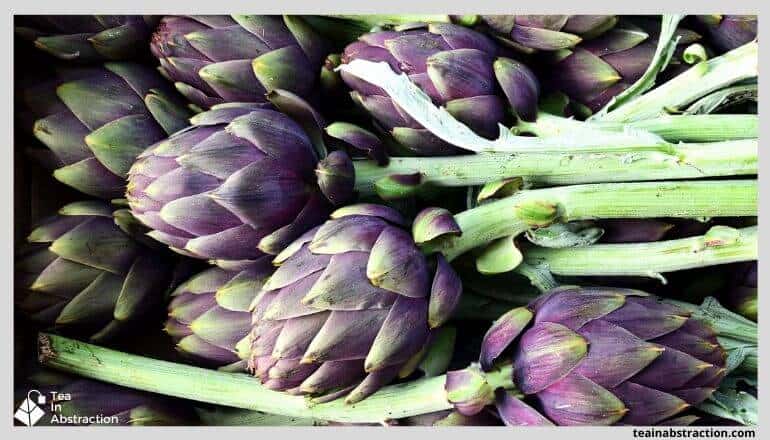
[[316, 150, 355, 206], [445, 365, 495, 416]]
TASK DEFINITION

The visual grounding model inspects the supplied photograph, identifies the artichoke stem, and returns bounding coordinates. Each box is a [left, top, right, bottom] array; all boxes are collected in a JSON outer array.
[[39, 333, 517, 423]]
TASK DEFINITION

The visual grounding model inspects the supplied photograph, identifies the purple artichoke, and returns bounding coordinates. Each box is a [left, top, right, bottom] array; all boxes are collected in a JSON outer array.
[[341, 23, 539, 155], [470, 15, 618, 52], [15, 15, 158, 61], [247, 204, 462, 403], [448, 287, 729, 426], [542, 20, 702, 114], [126, 101, 348, 266], [15, 201, 179, 342], [25, 63, 191, 199], [693, 15, 757, 53], [150, 15, 327, 110], [165, 259, 273, 370]]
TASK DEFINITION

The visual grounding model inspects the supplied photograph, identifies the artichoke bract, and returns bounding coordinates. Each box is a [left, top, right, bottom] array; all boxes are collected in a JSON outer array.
[[341, 23, 539, 155], [150, 15, 327, 110], [448, 286, 732, 426], [165, 259, 273, 370], [15, 201, 180, 343], [247, 204, 462, 403], [127, 102, 341, 265], [15, 15, 158, 61], [26, 63, 191, 199]]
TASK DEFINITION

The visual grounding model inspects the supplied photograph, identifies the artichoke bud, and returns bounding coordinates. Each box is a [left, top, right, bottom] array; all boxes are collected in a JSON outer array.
[[445, 365, 496, 416], [374, 172, 424, 200], [515, 199, 560, 228], [472, 287, 744, 425], [249, 204, 460, 401], [316, 150, 355, 206], [412, 207, 461, 244]]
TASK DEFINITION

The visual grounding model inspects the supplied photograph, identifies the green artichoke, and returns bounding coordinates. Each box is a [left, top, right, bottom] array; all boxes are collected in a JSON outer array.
[[25, 62, 191, 199], [15, 201, 181, 342]]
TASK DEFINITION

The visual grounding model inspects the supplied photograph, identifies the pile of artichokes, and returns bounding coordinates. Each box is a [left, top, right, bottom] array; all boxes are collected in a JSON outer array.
[[15, 13, 758, 427]]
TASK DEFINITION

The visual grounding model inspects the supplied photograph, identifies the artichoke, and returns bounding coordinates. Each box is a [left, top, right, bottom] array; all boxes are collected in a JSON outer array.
[[469, 15, 618, 52], [341, 23, 539, 155], [541, 19, 702, 115], [247, 204, 462, 403], [15, 201, 180, 342], [448, 286, 733, 425], [25, 62, 191, 199], [150, 15, 327, 110], [126, 100, 345, 265], [165, 259, 272, 370], [693, 15, 757, 53], [15, 15, 158, 61]]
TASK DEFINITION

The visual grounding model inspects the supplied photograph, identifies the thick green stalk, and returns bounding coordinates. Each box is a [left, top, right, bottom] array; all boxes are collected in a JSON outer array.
[[524, 226, 757, 280], [596, 41, 758, 122], [421, 180, 756, 261], [352, 139, 757, 196], [519, 113, 758, 143], [38, 334, 514, 423]]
